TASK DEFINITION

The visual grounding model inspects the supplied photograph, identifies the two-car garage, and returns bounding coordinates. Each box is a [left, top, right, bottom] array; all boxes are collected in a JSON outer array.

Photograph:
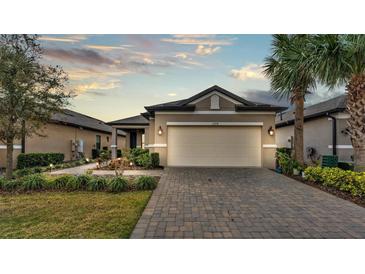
[[167, 123, 262, 167]]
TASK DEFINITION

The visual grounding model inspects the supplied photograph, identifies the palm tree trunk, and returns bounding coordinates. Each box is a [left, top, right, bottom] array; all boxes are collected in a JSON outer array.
[[346, 73, 365, 171], [5, 137, 14, 179], [293, 88, 305, 166]]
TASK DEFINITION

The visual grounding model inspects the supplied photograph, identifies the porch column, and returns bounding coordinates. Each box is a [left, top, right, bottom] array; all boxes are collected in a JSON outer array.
[[111, 127, 117, 159]]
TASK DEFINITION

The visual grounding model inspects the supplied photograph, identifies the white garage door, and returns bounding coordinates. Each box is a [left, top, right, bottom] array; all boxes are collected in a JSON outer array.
[[167, 126, 261, 167]]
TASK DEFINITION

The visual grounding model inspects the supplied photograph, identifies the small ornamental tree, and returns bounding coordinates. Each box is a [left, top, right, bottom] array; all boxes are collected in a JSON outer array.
[[0, 35, 71, 178]]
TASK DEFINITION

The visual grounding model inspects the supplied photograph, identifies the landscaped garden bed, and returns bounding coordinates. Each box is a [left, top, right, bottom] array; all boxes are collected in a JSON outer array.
[[94, 148, 162, 171], [0, 191, 152, 238], [287, 173, 365, 208], [0, 173, 159, 193], [0, 173, 159, 238], [275, 148, 365, 208]]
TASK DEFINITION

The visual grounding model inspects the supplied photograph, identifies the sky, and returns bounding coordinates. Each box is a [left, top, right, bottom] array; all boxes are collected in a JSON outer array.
[[39, 34, 345, 122]]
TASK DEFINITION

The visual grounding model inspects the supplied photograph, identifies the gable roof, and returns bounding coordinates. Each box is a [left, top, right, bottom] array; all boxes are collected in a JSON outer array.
[[145, 85, 286, 115], [108, 114, 150, 126], [276, 94, 347, 128], [51, 109, 126, 136]]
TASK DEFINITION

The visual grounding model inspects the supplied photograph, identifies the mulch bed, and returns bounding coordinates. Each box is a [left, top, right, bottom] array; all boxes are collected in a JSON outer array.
[[282, 173, 365, 208]]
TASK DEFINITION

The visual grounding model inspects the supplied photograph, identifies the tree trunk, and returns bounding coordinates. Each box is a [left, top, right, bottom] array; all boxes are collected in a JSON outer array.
[[293, 88, 305, 166], [5, 137, 14, 179], [346, 73, 365, 171]]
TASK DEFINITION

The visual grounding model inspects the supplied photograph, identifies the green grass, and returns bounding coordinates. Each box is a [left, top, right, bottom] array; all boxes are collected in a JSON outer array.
[[0, 191, 151, 239]]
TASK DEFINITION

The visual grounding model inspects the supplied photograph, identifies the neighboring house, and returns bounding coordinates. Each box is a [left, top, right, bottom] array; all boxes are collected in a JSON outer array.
[[0, 109, 126, 168], [108, 85, 286, 168], [276, 94, 353, 163]]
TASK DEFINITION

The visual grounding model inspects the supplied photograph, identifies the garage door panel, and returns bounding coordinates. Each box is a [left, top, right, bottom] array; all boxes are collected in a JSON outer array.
[[167, 126, 261, 167]]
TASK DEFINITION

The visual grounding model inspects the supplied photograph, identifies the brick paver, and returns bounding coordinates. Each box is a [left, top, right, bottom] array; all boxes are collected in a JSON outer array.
[[131, 168, 365, 239]]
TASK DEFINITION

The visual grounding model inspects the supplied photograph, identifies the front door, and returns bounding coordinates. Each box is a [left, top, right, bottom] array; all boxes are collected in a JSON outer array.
[[130, 131, 137, 149]]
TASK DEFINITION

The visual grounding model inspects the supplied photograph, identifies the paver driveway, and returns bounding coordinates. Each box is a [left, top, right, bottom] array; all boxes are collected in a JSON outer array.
[[131, 168, 365, 239]]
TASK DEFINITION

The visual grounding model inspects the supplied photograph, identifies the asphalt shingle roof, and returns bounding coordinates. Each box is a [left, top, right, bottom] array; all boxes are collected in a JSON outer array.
[[276, 94, 347, 127], [145, 85, 286, 113], [51, 109, 126, 136], [108, 114, 149, 126]]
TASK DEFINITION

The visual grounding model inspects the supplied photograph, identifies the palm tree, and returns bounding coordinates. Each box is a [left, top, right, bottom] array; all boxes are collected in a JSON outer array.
[[264, 34, 316, 165], [309, 34, 365, 171]]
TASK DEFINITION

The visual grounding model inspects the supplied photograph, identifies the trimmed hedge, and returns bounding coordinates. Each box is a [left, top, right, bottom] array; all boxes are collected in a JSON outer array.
[[150, 153, 160, 168], [17, 153, 64, 169], [13, 158, 93, 178], [304, 166, 365, 197]]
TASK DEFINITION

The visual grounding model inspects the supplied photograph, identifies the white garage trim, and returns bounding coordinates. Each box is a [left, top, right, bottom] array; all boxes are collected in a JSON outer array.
[[263, 144, 277, 148], [166, 122, 263, 126], [145, 144, 167, 148], [328, 145, 353, 149]]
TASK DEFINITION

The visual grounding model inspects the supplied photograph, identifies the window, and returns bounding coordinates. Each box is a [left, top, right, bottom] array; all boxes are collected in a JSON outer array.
[[210, 94, 220, 109], [96, 135, 101, 150], [106, 136, 110, 142]]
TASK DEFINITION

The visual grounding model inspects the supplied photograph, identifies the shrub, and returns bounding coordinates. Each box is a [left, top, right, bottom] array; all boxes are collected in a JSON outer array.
[[150, 153, 160, 168], [304, 166, 365, 197], [13, 167, 44, 178], [1, 178, 21, 192], [108, 176, 128, 193], [21, 174, 46, 191], [17, 153, 64, 169], [53, 175, 74, 190], [117, 149, 122, 158], [76, 174, 92, 190], [65, 176, 80, 191], [338, 162, 354, 171], [134, 176, 157, 190], [92, 149, 100, 159], [276, 151, 298, 175], [129, 148, 149, 165], [99, 150, 110, 161], [88, 176, 107, 191], [136, 153, 152, 168]]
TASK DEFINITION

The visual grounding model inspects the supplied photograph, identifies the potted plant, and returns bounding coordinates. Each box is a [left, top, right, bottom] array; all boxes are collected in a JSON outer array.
[[292, 160, 303, 176]]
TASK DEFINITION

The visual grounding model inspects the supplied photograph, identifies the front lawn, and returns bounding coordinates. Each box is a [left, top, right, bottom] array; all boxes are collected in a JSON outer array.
[[0, 191, 151, 238]]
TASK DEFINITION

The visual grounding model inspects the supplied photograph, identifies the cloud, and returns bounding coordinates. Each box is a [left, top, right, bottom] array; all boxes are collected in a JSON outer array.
[[74, 80, 121, 94], [85, 45, 126, 51], [167, 93, 177, 96], [44, 48, 115, 65], [173, 34, 215, 38], [175, 52, 189, 59], [230, 64, 266, 81], [39, 35, 87, 43], [67, 68, 129, 81], [195, 45, 221, 56], [161, 36, 233, 46]]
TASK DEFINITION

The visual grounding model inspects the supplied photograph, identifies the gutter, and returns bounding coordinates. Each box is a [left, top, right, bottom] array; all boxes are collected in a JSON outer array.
[[326, 113, 337, 156]]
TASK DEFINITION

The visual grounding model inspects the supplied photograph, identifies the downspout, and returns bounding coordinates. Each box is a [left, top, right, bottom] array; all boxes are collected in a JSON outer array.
[[326, 113, 337, 156]]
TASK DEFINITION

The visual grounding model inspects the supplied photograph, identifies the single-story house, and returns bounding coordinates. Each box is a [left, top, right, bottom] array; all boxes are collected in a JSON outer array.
[[276, 94, 353, 163], [108, 85, 286, 168], [0, 109, 126, 168]]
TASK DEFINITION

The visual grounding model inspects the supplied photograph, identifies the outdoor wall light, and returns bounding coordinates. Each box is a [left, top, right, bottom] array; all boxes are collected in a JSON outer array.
[[268, 126, 275, 136], [158, 126, 163, 136]]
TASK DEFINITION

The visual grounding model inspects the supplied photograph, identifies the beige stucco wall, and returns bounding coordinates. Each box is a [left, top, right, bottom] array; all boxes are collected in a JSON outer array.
[[148, 113, 277, 168], [0, 123, 126, 168], [276, 113, 353, 163]]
